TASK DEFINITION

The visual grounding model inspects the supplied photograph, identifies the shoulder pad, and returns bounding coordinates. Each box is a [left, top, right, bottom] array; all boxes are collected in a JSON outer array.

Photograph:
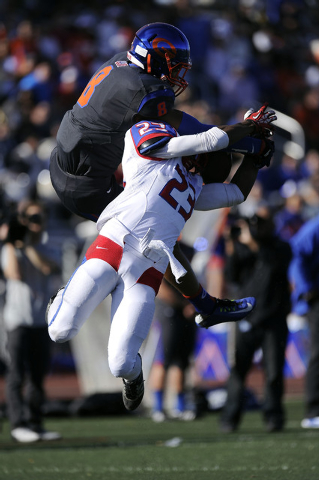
[[130, 121, 177, 155], [139, 136, 171, 155]]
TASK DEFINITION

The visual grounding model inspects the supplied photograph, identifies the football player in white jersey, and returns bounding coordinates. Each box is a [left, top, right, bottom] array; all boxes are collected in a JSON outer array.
[[47, 110, 275, 411]]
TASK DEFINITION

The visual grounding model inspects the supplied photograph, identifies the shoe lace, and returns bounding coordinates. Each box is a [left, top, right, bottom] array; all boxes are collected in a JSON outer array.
[[215, 298, 244, 311], [123, 374, 144, 400]]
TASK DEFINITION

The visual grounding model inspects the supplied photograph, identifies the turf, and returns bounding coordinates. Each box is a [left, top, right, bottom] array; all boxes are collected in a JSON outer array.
[[0, 399, 318, 480]]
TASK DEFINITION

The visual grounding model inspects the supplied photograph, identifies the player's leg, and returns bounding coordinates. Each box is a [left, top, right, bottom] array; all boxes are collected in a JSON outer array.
[[164, 242, 199, 297], [166, 242, 256, 328], [48, 257, 118, 343], [108, 282, 157, 410]]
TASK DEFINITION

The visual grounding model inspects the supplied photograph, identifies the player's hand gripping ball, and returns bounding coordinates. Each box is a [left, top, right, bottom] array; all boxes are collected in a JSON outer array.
[[196, 150, 232, 184]]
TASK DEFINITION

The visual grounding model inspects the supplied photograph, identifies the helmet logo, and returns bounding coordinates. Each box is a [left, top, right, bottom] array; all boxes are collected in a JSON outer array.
[[152, 38, 176, 58]]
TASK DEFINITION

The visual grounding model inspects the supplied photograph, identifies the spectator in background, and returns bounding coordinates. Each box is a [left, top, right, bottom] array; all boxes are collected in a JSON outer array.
[[289, 213, 319, 428], [300, 149, 319, 179], [0, 109, 15, 172], [298, 149, 319, 219], [274, 189, 305, 242], [8, 19, 38, 79], [220, 206, 291, 433], [1, 200, 61, 443], [292, 88, 319, 151], [257, 141, 304, 198], [218, 60, 260, 116], [149, 277, 197, 422]]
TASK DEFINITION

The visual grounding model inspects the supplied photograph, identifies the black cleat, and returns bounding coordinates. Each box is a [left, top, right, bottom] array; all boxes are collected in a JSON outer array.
[[45, 287, 65, 325], [122, 356, 144, 411]]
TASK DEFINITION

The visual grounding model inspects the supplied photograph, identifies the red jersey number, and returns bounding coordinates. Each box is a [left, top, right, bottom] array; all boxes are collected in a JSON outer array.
[[159, 164, 196, 222]]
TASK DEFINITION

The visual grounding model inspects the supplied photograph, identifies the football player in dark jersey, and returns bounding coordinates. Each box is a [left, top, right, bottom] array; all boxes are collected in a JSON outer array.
[[50, 22, 275, 326]]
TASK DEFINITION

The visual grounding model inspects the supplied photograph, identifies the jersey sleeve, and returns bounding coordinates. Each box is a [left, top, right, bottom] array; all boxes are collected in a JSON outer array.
[[137, 88, 175, 118], [194, 183, 244, 211], [154, 127, 229, 159]]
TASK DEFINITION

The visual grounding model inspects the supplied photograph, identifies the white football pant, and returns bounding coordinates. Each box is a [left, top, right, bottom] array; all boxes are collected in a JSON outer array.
[[47, 254, 157, 381]]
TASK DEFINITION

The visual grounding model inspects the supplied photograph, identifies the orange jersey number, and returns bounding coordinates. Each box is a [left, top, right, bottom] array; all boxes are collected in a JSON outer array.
[[157, 101, 168, 117], [77, 66, 113, 108]]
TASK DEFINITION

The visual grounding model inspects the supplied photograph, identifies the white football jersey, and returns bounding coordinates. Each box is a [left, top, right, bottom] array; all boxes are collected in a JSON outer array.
[[97, 120, 203, 250]]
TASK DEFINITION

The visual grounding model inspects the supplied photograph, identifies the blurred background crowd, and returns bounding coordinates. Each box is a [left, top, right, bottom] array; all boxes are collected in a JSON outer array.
[[0, 0, 319, 429]]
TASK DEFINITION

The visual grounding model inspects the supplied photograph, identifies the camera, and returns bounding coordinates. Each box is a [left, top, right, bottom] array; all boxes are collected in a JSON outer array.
[[5, 214, 28, 243], [230, 224, 241, 239]]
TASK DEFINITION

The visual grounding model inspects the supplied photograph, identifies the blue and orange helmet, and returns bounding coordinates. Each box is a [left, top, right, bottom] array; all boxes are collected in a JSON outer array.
[[127, 22, 192, 96]]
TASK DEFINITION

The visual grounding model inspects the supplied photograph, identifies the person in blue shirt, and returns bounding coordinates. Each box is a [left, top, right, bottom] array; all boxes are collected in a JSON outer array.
[[289, 213, 319, 428]]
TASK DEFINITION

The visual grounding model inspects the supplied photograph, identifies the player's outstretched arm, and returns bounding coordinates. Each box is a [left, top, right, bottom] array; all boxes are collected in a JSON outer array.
[[162, 108, 257, 143], [150, 105, 276, 160], [161, 105, 276, 155]]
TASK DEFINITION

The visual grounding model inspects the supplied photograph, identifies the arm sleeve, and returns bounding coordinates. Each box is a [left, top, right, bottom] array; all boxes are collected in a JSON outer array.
[[229, 136, 262, 155], [178, 112, 214, 135], [178, 112, 262, 154], [194, 183, 244, 211], [137, 89, 175, 117], [151, 127, 229, 159]]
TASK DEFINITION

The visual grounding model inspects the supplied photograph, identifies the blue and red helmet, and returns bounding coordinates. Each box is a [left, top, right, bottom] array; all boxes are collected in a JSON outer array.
[[127, 22, 192, 96]]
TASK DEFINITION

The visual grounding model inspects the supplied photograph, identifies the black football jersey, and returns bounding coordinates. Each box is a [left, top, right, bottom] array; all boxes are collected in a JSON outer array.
[[56, 52, 175, 177]]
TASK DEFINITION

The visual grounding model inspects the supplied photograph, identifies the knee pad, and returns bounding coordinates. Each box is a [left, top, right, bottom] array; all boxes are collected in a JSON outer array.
[[108, 351, 142, 381], [49, 323, 79, 343]]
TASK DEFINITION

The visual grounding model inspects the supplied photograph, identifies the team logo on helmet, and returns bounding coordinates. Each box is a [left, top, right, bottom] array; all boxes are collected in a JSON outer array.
[[152, 38, 177, 59]]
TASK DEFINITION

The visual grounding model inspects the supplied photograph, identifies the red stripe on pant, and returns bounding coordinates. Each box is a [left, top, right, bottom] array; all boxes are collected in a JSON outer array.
[[137, 267, 164, 295], [85, 235, 123, 271], [86, 235, 163, 294]]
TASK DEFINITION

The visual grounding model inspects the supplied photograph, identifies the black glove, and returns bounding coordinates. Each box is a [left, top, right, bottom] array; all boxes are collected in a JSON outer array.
[[253, 138, 275, 169]]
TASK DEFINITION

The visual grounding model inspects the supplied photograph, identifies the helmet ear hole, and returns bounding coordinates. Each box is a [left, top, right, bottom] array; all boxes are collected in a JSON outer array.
[[152, 57, 165, 75]]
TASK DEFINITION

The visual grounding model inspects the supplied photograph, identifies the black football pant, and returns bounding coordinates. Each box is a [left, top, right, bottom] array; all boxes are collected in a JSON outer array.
[[221, 319, 288, 428], [5, 326, 51, 429], [305, 299, 319, 418], [50, 147, 123, 222]]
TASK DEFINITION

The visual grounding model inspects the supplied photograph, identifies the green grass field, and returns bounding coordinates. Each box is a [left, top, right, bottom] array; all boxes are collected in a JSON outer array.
[[0, 399, 318, 480]]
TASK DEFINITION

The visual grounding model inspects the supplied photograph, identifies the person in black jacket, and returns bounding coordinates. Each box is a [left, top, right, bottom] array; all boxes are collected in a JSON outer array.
[[220, 206, 292, 432]]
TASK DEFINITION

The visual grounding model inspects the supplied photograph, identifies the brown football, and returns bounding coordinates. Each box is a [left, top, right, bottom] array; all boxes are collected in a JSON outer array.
[[198, 150, 232, 184]]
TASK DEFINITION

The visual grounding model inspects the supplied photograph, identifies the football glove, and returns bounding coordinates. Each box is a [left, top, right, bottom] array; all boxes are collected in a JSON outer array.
[[253, 138, 275, 169], [244, 103, 277, 137]]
